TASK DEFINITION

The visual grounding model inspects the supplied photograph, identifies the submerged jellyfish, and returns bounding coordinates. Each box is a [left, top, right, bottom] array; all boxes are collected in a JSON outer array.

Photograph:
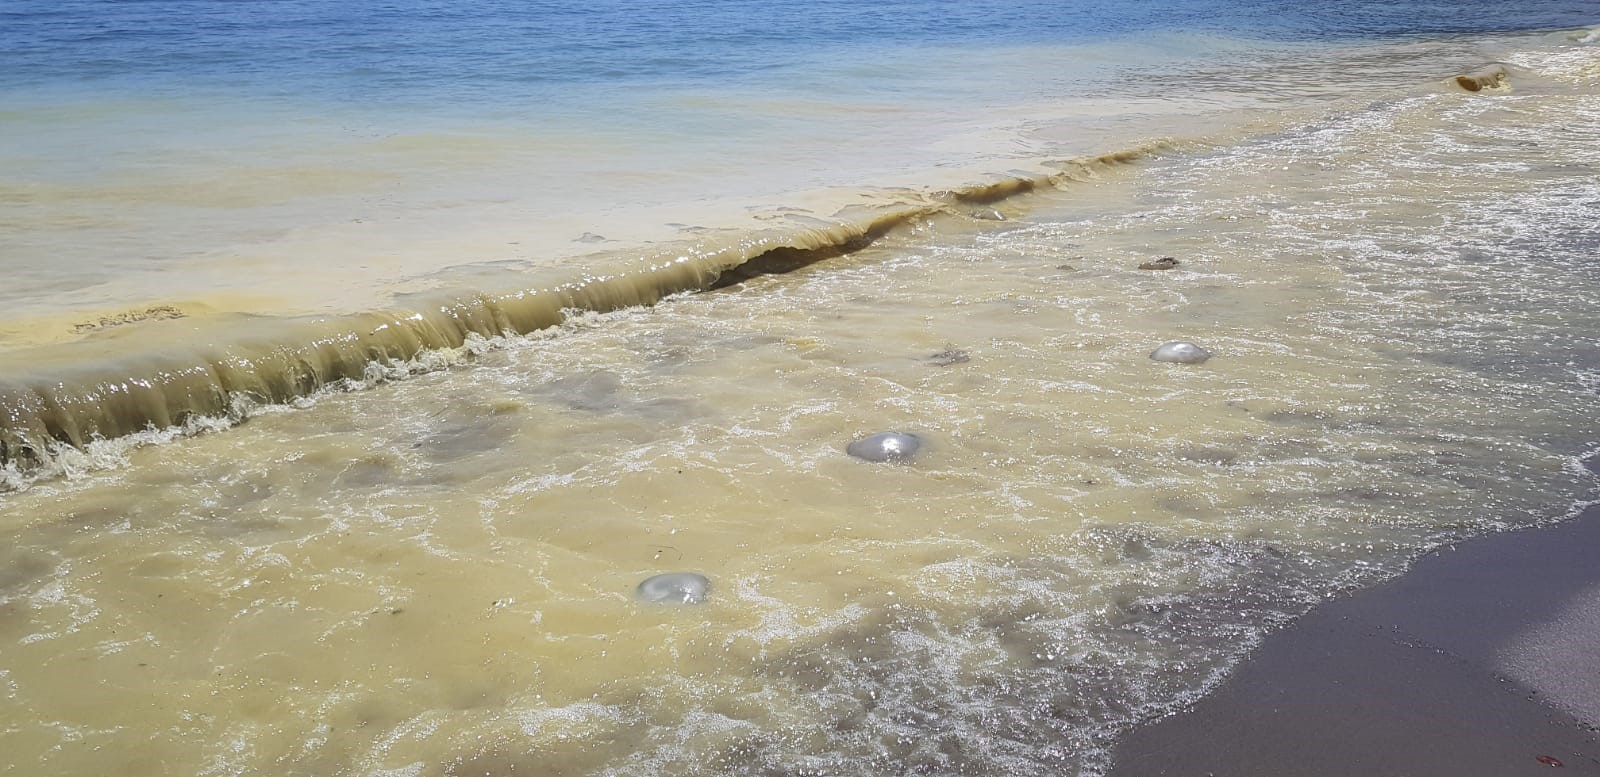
[[847, 431, 922, 463], [1150, 341, 1211, 364], [636, 572, 710, 604]]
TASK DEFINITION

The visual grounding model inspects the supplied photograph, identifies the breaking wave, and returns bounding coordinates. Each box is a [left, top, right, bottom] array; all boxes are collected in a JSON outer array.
[[0, 146, 1169, 488]]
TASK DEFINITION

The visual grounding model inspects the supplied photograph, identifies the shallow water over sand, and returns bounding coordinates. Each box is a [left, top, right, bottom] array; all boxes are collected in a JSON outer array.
[[4, 30, 1600, 775]]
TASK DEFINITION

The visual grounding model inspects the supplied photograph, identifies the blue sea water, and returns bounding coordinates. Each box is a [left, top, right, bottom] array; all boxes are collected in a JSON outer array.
[[6, 0, 1599, 162], [4, 0, 1598, 102]]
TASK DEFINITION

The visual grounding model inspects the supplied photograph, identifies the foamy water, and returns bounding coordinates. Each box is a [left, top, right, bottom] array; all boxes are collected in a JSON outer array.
[[3, 3, 1600, 776]]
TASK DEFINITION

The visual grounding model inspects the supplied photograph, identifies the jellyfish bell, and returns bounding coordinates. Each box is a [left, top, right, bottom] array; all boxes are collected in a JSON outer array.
[[636, 572, 710, 604], [1150, 341, 1211, 364], [846, 431, 923, 463]]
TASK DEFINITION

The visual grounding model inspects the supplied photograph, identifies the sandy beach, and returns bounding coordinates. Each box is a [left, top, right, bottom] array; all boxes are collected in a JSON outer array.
[[1110, 465, 1600, 776]]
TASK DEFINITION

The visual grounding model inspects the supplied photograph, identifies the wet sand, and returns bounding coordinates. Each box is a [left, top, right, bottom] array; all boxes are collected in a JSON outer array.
[[1110, 465, 1600, 777]]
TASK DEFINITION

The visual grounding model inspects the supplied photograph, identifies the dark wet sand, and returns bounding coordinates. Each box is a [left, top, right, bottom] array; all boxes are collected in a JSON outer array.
[[1110, 472, 1600, 776]]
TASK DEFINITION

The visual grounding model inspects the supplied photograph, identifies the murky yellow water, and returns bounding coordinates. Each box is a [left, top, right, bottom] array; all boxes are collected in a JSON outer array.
[[3, 29, 1600, 777]]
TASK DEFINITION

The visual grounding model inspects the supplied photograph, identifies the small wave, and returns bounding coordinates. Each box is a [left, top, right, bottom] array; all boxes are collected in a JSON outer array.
[[0, 145, 1166, 489], [0, 331, 512, 493]]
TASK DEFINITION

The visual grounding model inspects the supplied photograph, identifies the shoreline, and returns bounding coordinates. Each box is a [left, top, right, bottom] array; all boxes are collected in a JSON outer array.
[[1108, 464, 1600, 776]]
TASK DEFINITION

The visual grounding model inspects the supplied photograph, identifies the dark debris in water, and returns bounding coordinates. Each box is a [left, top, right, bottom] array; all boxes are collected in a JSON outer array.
[[0, 551, 57, 599], [531, 370, 703, 424], [420, 415, 517, 463], [1137, 257, 1180, 271], [928, 347, 972, 367], [71, 304, 186, 333]]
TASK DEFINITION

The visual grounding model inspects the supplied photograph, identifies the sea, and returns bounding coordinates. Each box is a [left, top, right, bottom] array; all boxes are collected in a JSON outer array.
[[2, 1, 1599, 775]]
